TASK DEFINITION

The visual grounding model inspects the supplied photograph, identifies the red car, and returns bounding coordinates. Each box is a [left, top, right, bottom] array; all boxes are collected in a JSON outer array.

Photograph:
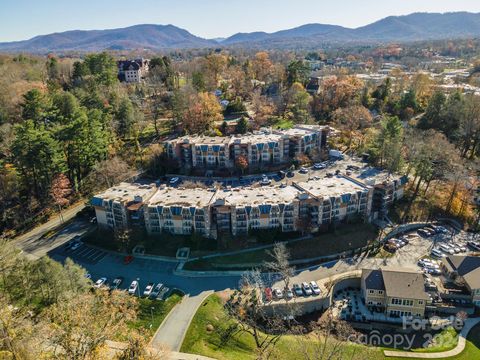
[[123, 255, 134, 265], [264, 287, 272, 302]]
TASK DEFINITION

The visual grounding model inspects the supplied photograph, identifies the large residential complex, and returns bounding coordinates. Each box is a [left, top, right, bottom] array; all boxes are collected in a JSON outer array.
[[164, 125, 330, 170], [92, 168, 407, 239], [361, 267, 429, 318]]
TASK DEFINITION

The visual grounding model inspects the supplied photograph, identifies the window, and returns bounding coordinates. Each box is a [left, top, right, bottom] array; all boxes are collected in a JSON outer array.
[[378, 290, 384, 295], [369, 290, 375, 294], [367, 301, 373, 305], [418, 300, 424, 305]]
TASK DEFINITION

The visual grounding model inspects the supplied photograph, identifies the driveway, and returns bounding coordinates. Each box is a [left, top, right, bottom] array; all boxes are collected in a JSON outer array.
[[151, 290, 213, 351]]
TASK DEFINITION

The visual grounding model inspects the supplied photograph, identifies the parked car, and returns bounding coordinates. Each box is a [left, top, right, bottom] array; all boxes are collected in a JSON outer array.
[[286, 171, 295, 178], [128, 280, 138, 295], [111, 277, 124, 290], [292, 283, 303, 297], [299, 167, 309, 174], [278, 170, 286, 179], [260, 175, 271, 186], [284, 288, 294, 300], [458, 244, 468, 253], [431, 248, 444, 258], [383, 243, 397, 253], [143, 283, 155, 297], [94, 277, 107, 288], [273, 288, 283, 299], [123, 255, 134, 265], [417, 229, 430, 238], [302, 282, 313, 296], [467, 241, 480, 251], [453, 245, 462, 253], [310, 281, 321, 295], [435, 226, 449, 234], [264, 287, 273, 302], [440, 243, 455, 255], [70, 240, 82, 251], [150, 283, 164, 299], [313, 163, 326, 170], [169, 177, 180, 185]]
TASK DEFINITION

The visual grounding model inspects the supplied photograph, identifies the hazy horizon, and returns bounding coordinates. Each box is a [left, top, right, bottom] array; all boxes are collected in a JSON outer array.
[[2, 0, 480, 42]]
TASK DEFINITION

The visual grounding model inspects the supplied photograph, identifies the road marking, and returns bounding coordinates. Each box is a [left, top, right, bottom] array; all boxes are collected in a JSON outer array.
[[90, 251, 107, 263], [82, 248, 98, 258]]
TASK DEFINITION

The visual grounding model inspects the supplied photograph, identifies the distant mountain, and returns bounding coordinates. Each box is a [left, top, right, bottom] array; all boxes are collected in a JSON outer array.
[[355, 12, 480, 41], [222, 12, 480, 47], [0, 24, 216, 52], [1, 12, 480, 53]]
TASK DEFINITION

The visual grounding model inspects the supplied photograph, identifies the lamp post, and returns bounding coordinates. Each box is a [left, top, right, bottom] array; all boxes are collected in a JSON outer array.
[[136, 278, 141, 297], [150, 306, 154, 328]]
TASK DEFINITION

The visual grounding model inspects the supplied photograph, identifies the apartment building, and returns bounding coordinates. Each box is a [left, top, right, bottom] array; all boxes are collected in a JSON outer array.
[[118, 58, 149, 83], [144, 187, 216, 237], [94, 166, 406, 238], [91, 182, 157, 229], [361, 267, 429, 318], [164, 125, 330, 170]]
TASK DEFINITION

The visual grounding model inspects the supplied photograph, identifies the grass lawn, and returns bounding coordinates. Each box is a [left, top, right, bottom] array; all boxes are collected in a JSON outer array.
[[184, 223, 377, 271], [274, 118, 294, 130], [181, 294, 384, 360], [129, 292, 183, 337], [183, 295, 480, 360]]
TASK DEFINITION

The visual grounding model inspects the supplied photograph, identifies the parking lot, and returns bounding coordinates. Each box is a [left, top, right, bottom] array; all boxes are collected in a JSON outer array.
[[52, 243, 107, 265], [166, 155, 366, 189]]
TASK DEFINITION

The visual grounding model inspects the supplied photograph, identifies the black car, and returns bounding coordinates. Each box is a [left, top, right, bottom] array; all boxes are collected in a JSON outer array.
[[286, 171, 294, 178], [278, 170, 286, 179]]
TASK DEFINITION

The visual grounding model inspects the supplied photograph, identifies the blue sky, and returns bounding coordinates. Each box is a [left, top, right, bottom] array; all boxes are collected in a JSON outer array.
[[2, 0, 480, 42]]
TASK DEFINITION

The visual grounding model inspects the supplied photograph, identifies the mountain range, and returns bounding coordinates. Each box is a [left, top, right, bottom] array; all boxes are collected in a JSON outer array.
[[2, 12, 480, 52]]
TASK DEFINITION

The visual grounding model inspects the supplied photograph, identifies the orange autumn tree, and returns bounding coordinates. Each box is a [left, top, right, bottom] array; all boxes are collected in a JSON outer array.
[[182, 92, 223, 134]]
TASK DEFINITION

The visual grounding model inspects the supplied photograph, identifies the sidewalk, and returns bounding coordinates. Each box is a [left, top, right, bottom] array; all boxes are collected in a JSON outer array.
[[384, 317, 480, 358], [150, 290, 213, 352]]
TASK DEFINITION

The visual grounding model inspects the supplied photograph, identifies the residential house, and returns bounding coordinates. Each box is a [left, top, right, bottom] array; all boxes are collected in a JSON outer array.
[[361, 267, 429, 318]]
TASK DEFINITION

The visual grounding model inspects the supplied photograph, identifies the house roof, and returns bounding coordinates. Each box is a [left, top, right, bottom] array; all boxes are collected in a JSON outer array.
[[443, 256, 480, 290], [362, 269, 385, 291], [381, 267, 429, 300], [362, 267, 429, 300]]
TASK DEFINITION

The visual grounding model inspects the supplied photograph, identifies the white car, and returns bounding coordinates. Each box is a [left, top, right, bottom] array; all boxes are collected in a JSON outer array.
[[302, 282, 313, 296], [94, 277, 107, 288], [260, 175, 271, 186], [440, 244, 455, 255], [143, 283, 155, 297], [313, 163, 326, 170], [310, 281, 321, 295], [128, 280, 139, 295], [431, 248, 444, 258], [169, 177, 180, 185], [70, 241, 82, 251], [299, 167, 309, 174], [273, 288, 283, 299]]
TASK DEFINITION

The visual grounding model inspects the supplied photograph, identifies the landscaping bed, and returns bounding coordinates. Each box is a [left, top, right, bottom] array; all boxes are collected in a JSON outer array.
[[183, 223, 377, 271]]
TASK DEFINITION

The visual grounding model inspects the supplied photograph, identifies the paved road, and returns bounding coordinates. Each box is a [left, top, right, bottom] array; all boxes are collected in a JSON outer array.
[[151, 290, 213, 352], [12, 201, 88, 260]]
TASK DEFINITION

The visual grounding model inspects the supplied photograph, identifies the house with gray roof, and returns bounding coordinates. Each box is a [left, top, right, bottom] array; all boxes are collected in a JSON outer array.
[[441, 255, 480, 307], [361, 267, 429, 318]]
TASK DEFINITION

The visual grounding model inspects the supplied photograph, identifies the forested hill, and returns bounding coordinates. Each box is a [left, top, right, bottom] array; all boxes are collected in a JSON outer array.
[[1, 12, 480, 52]]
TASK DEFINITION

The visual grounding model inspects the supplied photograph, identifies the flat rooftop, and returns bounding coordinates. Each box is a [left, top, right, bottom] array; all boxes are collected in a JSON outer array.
[[296, 175, 368, 199], [94, 182, 156, 203], [148, 187, 217, 208], [221, 185, 302, 207]]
